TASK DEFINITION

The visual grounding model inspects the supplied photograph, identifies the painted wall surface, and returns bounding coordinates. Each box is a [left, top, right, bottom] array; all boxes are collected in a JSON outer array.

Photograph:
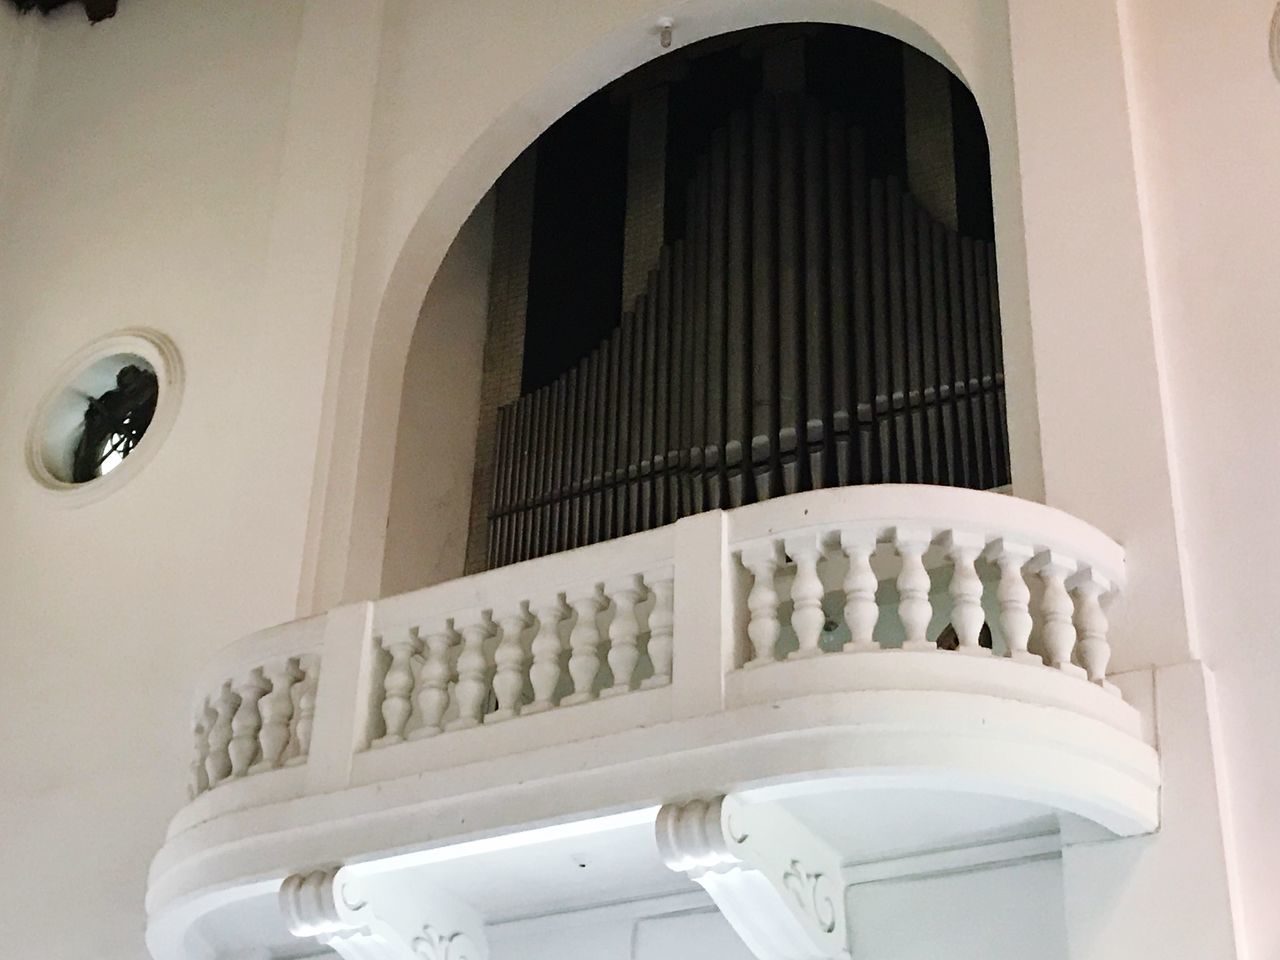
[[1119, 1, 1280, 956], [0, 3, 316, 956], [380, 193, 493, 596], [489, 906, 754, 960], [848, 858, 1069, 960]]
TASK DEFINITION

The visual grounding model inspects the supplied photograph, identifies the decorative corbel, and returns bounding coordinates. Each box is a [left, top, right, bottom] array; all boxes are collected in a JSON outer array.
[[280, 865, 487, 960], [656, 795, 851, 960]]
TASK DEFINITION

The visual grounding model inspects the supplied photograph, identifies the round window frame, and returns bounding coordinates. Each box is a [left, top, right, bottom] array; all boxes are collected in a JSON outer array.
[[25, 328, 184, 503]]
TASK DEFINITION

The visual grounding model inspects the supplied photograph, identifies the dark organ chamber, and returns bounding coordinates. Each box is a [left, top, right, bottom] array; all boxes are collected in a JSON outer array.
[[477, 27, 1010, 569]]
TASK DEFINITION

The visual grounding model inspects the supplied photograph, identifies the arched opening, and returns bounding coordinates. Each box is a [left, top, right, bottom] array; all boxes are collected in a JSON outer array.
[[363, 13, 1029, 601], [384, 23, 1009, 588]]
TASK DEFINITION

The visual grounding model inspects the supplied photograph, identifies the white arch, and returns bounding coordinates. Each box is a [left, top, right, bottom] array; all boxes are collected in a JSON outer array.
[[307, 0, 1042, 612]]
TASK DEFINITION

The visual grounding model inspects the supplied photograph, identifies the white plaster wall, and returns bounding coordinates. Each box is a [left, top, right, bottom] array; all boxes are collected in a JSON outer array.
[[489, 906, 754, 960], [0, 7, 37, 176], [1118, 1, 1280, 956], [847, 857, 1069, 960], [0, 3, 319, 957], [381, 193, 493, 595]]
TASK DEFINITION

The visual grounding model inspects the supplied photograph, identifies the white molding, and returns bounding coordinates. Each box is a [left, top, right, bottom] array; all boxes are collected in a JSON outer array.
[[280, 864, 487, 960], [656, 796, 850, 960], [842, 830, 1061, 886], [148, 686, 1159, 921]]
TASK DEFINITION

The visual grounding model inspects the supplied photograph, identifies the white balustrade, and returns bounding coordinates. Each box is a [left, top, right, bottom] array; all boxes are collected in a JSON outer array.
[[182, 487, 1130, 814], [742, 541, 783, 667], [640, 568, 674, 689], [603, 575, 645, 697], [895, 527, 936, 652], [204, 681, 237, 788], [526, 597, 569, 713], [1071, 570, 1118, 694], [188, 626, 324, 799], [1032, 551, 1087, 678], [189, 702, 213, 799], [492, 606, 533, 721], [944, 531, 988, 656], [358, 528, 675, 746], [254, 657, 304, 771], [564, 584, 606, 706], [985, 538, 1038, 664], [840, 529, 879, 653], [372, 628, 419, 746], [409, 622, 455, 738], [285, 654, 319, 765], [785, 533, 826, 660], [731, 488, 1124, 692], [448, 610, 496, 731]]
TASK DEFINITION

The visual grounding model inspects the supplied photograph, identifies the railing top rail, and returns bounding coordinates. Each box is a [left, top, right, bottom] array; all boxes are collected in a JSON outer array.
[[725, 485, 1125, 587], [374, 524, 676, 633], [193, 613, 327, 700]]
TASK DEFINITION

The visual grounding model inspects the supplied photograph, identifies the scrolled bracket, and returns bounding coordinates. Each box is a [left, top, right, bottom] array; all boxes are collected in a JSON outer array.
[[656, 795, 851, 960], [280, 864, 487, 960]]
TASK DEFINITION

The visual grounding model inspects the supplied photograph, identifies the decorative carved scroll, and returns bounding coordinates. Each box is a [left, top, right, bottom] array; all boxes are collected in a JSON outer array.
[[656, 795, 851, 960]]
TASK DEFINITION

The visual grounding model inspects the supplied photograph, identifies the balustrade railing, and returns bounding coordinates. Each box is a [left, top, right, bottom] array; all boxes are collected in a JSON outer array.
[[188, 618, 324, 800], [367, 525, 676, 747], [179, 486, 1129, 820], [728, 487, 1123, 691]]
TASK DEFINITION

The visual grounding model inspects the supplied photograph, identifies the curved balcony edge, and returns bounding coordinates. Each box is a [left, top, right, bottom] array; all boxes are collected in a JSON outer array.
[[149, 485, 1159, 927]]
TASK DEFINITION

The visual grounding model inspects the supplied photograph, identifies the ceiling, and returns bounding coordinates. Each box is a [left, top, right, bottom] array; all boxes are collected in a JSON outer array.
[[6, 0, 117, 22]]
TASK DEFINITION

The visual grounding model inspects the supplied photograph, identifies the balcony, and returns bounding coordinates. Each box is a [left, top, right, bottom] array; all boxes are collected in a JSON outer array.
[[146, 485, 1158, 960]]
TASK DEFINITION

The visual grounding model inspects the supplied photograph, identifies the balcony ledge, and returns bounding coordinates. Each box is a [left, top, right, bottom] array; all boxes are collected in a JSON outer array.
[[146, 485, 1159, 958]]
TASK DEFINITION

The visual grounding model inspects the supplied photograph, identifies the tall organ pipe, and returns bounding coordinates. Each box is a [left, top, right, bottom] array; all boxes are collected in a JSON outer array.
[[486, 94, 1011, 566]]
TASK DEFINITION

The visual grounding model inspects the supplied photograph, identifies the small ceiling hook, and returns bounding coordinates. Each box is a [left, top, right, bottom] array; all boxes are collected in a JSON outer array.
[[657, 16, 674, 49]]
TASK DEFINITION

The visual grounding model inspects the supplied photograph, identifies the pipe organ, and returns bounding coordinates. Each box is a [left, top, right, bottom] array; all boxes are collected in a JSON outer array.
[[488, 94, 1009, 568]]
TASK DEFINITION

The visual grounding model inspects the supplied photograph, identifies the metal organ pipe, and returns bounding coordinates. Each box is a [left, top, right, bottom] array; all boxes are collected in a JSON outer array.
[[486, 95, 1012, 565]]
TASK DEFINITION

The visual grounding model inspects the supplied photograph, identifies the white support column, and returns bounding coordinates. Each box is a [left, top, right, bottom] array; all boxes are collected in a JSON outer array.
[[669, 510, 732, 719], [281, 864, 488, 960], [304, 601, 377, 795], [656, 795, 850, 960]]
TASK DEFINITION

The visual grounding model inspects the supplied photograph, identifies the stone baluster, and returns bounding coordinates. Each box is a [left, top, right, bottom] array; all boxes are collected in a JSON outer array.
[[285, 656, 318, 764], [1070, 570, 1119, 694], [840, 529, 880, 652], [1031, 551, 1085, 677], [785, 533, 827, 660], [984, 539, 1039, 664], [895, 528, 936, 651], [205, 681, 238, 787], [943, 531, 988, 655], [373, 628, 421, 747], [742, 542, 782, 667], [229, 669, 270, 777], [603, 575, 645, 696], [491, 605, 533, 722], [563, 584, 606, 706], [640, 568, 675, 689], [447, 610, 495, 731], [409, 622, 456, 738], [254, 657, 304, 770], [189, 701, 214, 799], [525, 597, 569, 713]]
